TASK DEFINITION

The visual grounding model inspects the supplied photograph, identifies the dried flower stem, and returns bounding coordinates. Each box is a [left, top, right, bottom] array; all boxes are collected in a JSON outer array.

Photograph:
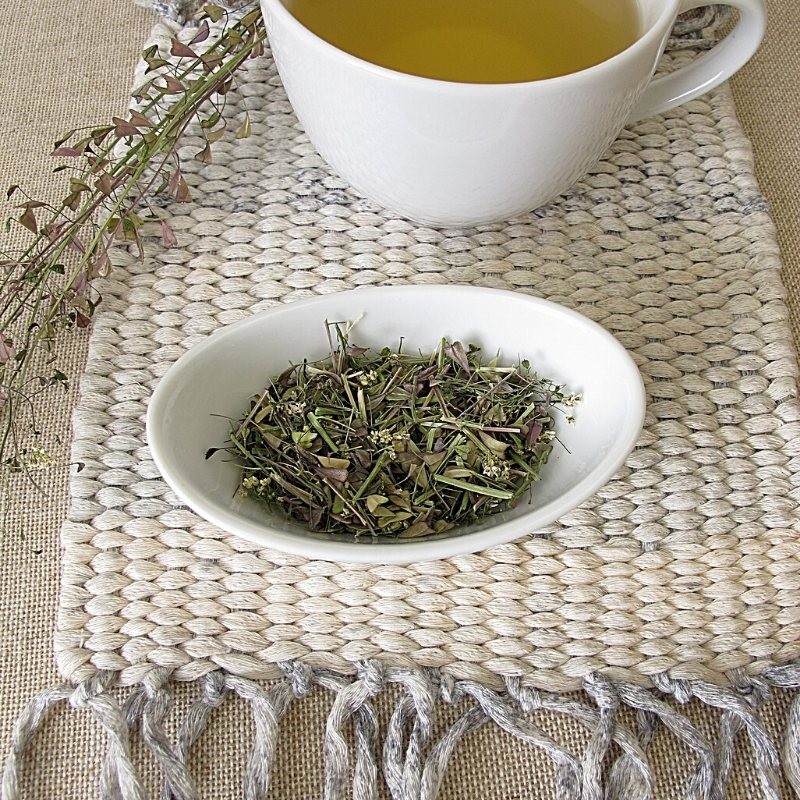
[[0, 5, 267, 470]]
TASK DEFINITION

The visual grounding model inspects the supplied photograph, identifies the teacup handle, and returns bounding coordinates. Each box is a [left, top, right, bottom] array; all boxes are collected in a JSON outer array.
[[628, 0, 766, 122]]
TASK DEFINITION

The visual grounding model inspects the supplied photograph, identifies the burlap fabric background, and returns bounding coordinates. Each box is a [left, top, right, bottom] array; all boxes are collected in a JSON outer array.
[[1, 1, 798, 798]]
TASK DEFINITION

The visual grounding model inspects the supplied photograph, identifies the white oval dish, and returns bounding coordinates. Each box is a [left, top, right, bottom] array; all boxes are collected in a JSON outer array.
[[146, 286, 646, 563]]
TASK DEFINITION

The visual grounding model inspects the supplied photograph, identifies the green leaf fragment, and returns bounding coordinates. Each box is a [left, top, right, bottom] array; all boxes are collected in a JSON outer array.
[[432, 474, 514, 500], [365, 494, 388, 513]]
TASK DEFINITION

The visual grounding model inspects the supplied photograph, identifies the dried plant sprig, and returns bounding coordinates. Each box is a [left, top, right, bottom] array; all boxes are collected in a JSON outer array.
[[213, 325, 579, 539], [0, 4, 267, 469]]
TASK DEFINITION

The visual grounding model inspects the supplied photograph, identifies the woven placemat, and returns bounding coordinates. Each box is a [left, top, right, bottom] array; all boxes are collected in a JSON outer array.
[[8, 8, 799, 800], [55, 11, 800, 692]]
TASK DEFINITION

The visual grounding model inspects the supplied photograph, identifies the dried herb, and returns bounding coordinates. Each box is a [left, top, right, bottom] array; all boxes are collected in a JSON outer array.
[[215, 324, 579, 538], [0, 5, 266, 471]]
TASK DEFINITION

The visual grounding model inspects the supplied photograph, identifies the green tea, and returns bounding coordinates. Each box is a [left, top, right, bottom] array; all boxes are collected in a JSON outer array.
[[282, 0, 641, 83]]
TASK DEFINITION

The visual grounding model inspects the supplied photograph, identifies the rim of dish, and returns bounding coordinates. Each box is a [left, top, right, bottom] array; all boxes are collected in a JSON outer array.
[[146, 286, 646, 563]]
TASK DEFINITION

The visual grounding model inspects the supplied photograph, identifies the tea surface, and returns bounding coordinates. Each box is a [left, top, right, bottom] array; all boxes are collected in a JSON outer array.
[[282, 0, 641, 83]]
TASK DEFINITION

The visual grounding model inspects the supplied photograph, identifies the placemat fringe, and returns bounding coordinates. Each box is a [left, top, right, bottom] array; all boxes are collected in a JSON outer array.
[[4, 662, 799, 800]]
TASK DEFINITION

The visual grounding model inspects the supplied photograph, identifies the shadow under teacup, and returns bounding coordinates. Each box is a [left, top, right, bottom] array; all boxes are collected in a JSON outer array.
[[260, 0, 766, 227]]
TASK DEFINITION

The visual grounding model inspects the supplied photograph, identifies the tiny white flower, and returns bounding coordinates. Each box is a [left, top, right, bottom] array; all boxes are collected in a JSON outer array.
[[481, 455, 510, 480], [368, 429, 394, 447], [358, 370, 379, 386], [24, 444, 55, 470]]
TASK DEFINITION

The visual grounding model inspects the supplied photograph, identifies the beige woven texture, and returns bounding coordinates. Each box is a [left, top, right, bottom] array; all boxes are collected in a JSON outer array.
[[1, 2, 799, 799], [57, 11, 800, 686]]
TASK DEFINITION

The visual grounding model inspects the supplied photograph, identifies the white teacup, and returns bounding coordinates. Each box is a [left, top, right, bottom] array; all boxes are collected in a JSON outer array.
[[260, 0, 766, 227]]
